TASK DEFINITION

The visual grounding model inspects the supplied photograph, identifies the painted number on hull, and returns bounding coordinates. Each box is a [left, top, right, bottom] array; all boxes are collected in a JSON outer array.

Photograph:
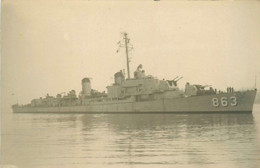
[[212, 96, 237, 107]]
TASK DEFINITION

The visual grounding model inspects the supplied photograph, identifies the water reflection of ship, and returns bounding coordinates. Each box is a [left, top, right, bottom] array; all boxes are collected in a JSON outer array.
[[101, 113, 257, 165], [100, 113, 255, 131], [77, 113, 256, 138], [25, 113, 256, 133], [24, 113, 258, 165], [25, 113, 256, 143], [78, 113, 259, 165]]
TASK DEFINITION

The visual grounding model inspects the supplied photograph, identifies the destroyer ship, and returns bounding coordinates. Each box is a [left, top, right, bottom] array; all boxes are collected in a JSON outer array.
[[12, 33, 257, 113]]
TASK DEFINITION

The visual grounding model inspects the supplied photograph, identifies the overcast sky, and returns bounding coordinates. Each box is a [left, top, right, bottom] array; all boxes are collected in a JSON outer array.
[[2, 0, 260, 112]]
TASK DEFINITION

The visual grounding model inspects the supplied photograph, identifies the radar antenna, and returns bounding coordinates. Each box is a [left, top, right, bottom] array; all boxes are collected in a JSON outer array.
[[117, 32, 133, 79]]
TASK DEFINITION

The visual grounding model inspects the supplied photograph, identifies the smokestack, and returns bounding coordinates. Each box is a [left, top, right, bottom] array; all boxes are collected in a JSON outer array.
[[81, 78, 91, 96]]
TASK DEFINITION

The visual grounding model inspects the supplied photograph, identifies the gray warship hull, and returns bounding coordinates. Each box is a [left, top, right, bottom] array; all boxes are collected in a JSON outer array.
[[13, 90, 257, 113]]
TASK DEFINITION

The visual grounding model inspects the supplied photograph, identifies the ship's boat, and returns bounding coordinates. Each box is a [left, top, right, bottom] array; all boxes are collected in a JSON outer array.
[[12, 33, 257, 113]]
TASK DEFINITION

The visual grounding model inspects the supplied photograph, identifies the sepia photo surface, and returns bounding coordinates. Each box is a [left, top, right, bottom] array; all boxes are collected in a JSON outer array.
[[1, 0, 260, 168]]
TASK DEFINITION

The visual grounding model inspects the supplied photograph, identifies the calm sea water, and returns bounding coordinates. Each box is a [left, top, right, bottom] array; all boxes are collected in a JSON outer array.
[[1, 105, 260, 168]]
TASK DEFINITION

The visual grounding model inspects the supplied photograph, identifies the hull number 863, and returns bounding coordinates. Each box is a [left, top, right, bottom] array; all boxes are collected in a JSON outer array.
[[212, 96, 237, 107]]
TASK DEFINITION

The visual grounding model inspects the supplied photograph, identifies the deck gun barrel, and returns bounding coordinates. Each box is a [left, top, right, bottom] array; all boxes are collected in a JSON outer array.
[[175, 76, 183, 82], [170, 76, 183, 86]]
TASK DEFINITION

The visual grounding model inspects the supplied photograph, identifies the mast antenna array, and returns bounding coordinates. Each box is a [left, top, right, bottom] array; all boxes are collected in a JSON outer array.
[[117, 32, 133, 79]]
